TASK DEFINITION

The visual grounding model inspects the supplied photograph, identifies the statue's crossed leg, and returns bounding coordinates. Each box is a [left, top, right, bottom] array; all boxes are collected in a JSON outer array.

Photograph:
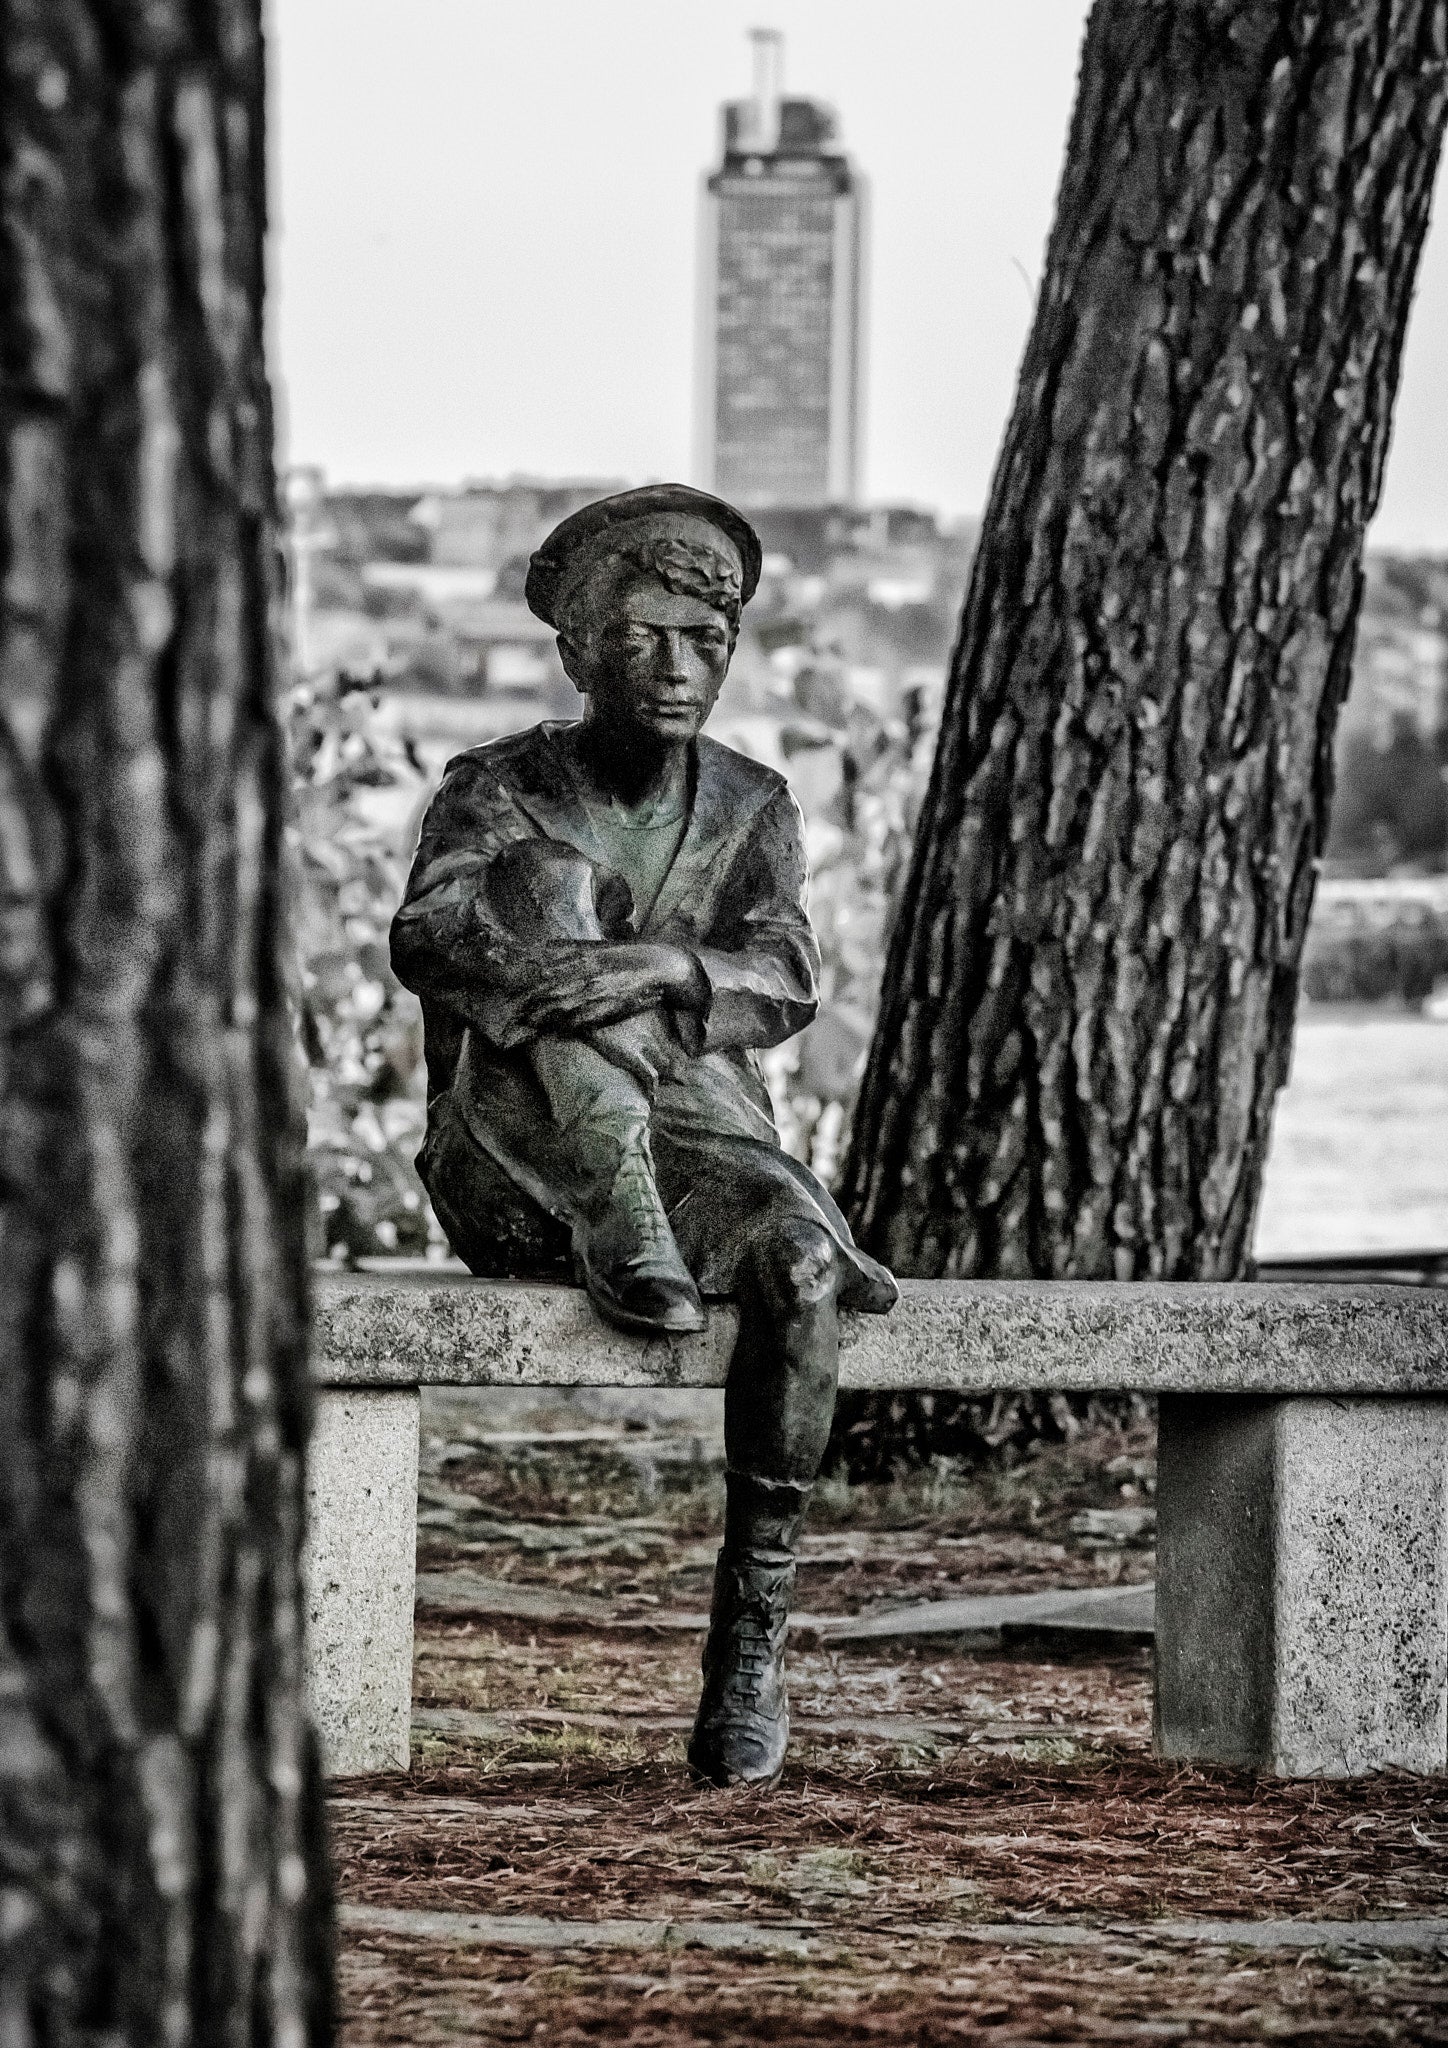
[[485, 838, 705, 1335]]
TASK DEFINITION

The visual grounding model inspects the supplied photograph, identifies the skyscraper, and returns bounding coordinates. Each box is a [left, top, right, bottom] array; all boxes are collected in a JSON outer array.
[[695, 32, 867, 511]]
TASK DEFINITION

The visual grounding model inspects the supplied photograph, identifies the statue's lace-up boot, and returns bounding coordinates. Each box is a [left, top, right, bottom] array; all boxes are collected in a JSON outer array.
[[687, 1472, 810, 1786], [573, 1125, 705, 1337]]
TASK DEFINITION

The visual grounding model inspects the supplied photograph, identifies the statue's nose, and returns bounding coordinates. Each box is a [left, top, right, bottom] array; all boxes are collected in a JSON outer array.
[[659, 631, 692, 679]]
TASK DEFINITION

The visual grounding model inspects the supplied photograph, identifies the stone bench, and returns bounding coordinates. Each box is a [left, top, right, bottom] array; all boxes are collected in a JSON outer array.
[[305, 1270, 1448, 1779]]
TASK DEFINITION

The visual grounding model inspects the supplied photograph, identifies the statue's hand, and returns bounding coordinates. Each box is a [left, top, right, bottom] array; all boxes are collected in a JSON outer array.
[[515, 943, 703, 1035]]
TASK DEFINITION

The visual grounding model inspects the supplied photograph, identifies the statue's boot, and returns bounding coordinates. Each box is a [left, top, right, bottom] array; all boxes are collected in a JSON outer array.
[[687, 1471, 810, 1786], [525, 1036, 703, 1336], [568, 1104, 704, 1336]]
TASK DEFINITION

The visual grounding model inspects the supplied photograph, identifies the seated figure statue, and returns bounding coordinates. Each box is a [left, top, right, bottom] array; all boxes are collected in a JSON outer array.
[[390, 484, 898, 1786]]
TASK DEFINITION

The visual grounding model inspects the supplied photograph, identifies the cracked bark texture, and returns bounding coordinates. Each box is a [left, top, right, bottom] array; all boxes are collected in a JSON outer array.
[[0, 2, 332, 2042], [840, 0, 1448, 1282]]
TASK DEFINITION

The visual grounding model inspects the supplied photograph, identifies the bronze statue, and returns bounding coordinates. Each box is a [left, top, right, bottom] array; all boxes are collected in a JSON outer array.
[[390, 484, 897, 1785]]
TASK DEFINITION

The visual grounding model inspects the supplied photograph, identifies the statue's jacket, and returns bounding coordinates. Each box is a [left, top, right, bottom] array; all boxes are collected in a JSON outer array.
[[390, 721, 894, 1308]]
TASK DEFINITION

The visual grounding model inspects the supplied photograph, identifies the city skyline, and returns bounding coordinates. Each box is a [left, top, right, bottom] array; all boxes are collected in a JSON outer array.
[[272, 1, 1448, 548]]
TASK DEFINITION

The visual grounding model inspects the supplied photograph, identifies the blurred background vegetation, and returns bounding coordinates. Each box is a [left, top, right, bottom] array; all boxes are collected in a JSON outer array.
[[290, 667, 437, 1263]]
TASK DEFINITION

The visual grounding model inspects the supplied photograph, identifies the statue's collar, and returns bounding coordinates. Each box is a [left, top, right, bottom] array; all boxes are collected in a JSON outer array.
[[511, 722, 776, 931]]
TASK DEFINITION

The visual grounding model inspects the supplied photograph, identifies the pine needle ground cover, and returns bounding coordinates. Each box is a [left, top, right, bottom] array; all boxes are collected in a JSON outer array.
[[330, 1394, 1448, 2044]]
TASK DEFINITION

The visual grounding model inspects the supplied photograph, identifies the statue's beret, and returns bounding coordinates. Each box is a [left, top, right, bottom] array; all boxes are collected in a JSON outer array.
[[525, 484, 762, 629]]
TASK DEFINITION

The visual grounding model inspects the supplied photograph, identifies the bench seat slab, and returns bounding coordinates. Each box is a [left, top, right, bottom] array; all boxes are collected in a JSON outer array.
[[313, 1274, 1448, 1395], [1155, 1396, 1448, 1775]]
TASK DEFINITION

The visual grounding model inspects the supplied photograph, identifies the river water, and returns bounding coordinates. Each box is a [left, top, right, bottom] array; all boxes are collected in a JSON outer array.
[[1254, 1006, 1448, 1259]]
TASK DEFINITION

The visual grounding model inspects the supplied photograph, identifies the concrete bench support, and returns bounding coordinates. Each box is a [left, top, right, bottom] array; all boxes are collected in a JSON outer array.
[[303, 1388, 419, 1774], [1155, 1396, 1448, 1776], [307, 1273, 1448, 1778]]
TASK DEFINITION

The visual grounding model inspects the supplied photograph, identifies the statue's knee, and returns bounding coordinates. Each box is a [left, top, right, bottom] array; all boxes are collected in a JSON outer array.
[[487, 841, 603, 942], [756, 1220, 838, 1313]]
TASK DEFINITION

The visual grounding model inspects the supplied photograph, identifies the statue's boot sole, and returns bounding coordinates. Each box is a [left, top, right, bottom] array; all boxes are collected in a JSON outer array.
[[685, 1744, 786, 1790], [580, 1267, 707, 1338]]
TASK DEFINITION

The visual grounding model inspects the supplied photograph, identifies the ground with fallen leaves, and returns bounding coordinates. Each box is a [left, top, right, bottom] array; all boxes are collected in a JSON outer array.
[[331, 1388, 1448, 2044]]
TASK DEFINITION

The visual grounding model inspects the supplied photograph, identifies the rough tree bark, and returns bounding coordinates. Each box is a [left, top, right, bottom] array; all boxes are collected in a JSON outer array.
[[0, 3, 331, 2040], [840, 0, 1448, 1282]]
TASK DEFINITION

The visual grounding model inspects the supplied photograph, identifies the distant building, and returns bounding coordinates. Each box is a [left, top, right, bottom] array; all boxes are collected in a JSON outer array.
[[409, 478, 628, 575], [440, 597, 565, 695], [695, 31, 867, 511]]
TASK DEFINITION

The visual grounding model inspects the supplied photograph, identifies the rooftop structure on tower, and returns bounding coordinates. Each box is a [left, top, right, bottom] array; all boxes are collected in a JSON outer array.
[[694, 31, 867, 510]]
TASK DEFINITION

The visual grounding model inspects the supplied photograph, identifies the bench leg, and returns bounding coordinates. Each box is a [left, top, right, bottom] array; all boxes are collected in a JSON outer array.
[[303, 1387, 419, 1774], [1154, 1395, 1448, 1775]]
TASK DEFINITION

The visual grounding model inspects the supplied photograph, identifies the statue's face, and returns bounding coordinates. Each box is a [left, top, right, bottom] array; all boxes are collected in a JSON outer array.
[[569, 575, 733, 742]]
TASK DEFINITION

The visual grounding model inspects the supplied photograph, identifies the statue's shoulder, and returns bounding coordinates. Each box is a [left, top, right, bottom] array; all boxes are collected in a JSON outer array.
[[695, 732, 791, 810], [439, 721, 574, 798]]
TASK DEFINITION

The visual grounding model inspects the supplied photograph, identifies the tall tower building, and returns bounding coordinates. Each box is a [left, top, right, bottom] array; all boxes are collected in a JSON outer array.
[[695, 31, 867, 510]]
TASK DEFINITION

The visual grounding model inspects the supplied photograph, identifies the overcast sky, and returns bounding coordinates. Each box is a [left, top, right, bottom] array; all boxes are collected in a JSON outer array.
[[271, 0, 1448, 549]]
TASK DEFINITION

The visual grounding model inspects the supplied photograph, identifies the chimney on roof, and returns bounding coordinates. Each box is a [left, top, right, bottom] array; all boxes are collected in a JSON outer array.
[[747, 27, 783, 153]]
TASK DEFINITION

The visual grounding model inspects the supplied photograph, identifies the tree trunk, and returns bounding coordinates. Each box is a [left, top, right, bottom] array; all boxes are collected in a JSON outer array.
[[840, 0, 1448, 1282], [0, 4, 331, 2040]]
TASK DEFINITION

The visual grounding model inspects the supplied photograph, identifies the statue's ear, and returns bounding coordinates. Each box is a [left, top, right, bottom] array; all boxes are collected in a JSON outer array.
[[556, 635, 589, 694]]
